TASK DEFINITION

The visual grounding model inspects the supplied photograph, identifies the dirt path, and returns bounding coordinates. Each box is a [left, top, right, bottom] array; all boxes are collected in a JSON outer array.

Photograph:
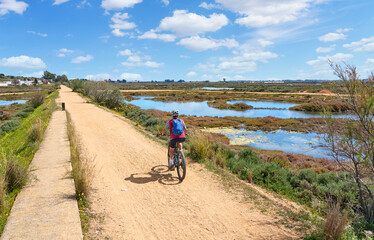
[[60, 85, 299, 240], [1, 110, 82, 240]]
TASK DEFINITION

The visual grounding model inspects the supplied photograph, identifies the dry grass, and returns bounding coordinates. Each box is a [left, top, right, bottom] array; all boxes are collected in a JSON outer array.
[[66, 111, 94, 198], [28, 118, 43, 143], [323, 203, 347, 240], [4, 155, 29, 194]]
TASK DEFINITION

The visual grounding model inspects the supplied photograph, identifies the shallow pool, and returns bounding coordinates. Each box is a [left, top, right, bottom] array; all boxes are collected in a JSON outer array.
[[204, 128, 329, 159]]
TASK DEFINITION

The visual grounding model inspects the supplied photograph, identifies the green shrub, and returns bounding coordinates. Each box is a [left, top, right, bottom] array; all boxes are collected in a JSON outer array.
[[30, 92, 46, 108], [14, 111, 29, 119], [0, 120, 20, 133], [22, 106, 35, 113], [71, 79, 85, 92]]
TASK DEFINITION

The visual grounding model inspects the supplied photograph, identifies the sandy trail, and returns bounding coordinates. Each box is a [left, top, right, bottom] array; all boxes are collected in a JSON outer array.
[[59, 86, 299, 240]]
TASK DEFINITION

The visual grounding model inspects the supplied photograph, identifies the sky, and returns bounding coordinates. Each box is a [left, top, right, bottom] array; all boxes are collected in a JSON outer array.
[[0, 0, 373, 81]]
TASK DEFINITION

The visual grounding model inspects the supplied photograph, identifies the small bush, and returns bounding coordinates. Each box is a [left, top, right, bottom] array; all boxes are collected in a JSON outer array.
[[22, 106, 35, 113], [0, 120, 21, 133], [323, 203, 347, 240], [5, 157, 29, 193], [28, 118, 43, 142], [71, 79, 85, 92], [30, 92, 46, 108], [14, 111, 29, 119], [188, 129, 211, 163]]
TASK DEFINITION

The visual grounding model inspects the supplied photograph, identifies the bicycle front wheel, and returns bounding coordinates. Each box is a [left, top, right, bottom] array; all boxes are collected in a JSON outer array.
[[176, 151, 186, 181]]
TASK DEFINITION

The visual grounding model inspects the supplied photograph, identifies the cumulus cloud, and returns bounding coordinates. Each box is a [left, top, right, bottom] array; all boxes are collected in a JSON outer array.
[[257, 39, 274, 47], [186, 71, 197, 77], [156, 10, 229, 36], [53, 0, 69, 5], [120, 72, 142, 81], [307, 53, 353, 70], [216, 0, 323, 27], [319, 32, 347, 42], [71, 55, 93, 63], [101, 0, 142, 11], [0, 0, 28, 15], [316, 44, 336, 53], [177, 36, 238, 52], [85, 73, 112, 81], [0, 55, 46, 69], [60, 48, 74, 53], [344, 36, 374, 53], [138, 30, 176, 42], [110, 12, 136, 37], [121, 52, 163, 68], [198, 50, 277, 74], [117, 49, 132, 56]]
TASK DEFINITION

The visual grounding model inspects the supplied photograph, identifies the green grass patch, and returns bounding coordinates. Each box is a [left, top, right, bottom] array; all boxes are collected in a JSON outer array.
[[0, 90, 57, 234]]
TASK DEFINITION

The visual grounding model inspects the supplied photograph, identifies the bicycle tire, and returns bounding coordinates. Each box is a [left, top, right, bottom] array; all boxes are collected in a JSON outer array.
[[176, 151, 186, 181]]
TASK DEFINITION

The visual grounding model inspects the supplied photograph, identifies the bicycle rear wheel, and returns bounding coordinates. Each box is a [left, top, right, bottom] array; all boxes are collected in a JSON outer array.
[[176, 151, 186, 181]]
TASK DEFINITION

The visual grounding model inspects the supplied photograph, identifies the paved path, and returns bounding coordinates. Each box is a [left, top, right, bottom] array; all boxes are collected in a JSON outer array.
[[1, 110, 82, 240]]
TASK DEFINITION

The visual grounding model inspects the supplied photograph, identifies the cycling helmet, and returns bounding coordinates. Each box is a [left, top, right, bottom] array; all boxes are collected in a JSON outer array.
[[171, 109, 179, 117]]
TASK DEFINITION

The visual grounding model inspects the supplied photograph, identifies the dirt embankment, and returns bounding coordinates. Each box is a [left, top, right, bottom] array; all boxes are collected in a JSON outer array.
[[59, 85, 301, 239]]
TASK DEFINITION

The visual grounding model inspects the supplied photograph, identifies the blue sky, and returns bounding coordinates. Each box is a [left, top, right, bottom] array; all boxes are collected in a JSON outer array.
[[0, 0, 373, 81]]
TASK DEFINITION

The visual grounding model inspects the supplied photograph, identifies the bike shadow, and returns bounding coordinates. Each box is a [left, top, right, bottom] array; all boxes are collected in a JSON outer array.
[[124, 165, 181, 185]]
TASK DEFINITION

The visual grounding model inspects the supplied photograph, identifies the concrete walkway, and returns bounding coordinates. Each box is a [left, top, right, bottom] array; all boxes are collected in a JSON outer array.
[[1, 110, 82, 240]]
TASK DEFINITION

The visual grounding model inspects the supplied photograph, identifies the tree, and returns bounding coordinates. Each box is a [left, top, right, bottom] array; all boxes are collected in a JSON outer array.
[[43, 71, 56, 82], [324, 63, 374, 224]]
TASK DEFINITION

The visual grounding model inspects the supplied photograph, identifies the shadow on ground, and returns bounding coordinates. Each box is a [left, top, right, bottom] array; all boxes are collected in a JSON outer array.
[[125, 165, 181, 185]]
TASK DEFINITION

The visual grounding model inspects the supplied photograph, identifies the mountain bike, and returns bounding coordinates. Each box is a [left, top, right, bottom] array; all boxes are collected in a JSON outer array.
[[168, 142, 186, 182]]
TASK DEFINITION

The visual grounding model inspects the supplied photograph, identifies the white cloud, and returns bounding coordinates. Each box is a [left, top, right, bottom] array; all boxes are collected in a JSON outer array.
[[257, 39, 273, 47], [161, 0, 169, 6], [0, 0, 28, 15], [307, 53, 353, 70], [60, 48, 74, 53], [316, 44, 336, 53], [117, 49, 132, 56], [156, 10, 229, 36], [199, 2, 221, 9], [27, 31, 48, 37], [121, 53, 163, 68], [0, 55, 46, 69], [120, 72, 142, 81], [344, 36, 374, 53], [58, 53, 66, 57], [319, 32, 347, 42], [78, 0, 91, 8], [71, 55, 93, 63], [336, 28, 352, 33], [53, 0, 69, 5], [177, 36, 238, 52], [186, 71, 197, 77], [101, 0, 142, 11], [110, 12, 136, 37], [85, 73, 112, 81], [180, 55, 190, 59], [198, 50, 277, 74], [138, 30, 176, 42], [23, 71, 44, 78], [216, 0, 323, 27]]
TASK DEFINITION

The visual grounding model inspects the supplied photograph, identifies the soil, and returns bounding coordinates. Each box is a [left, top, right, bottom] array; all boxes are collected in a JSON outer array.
[[59, 85, 300, 240]]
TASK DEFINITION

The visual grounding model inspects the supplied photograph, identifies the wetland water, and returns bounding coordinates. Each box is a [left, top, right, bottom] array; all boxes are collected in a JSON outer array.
[[0, 100, 26, 106], [127, 97, 349, 119], [204, 128, 329, 159]]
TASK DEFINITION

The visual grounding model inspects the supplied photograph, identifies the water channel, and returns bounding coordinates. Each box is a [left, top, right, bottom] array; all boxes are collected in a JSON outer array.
[[0, 100, 26, 106], [127, 97, 349, 119]]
